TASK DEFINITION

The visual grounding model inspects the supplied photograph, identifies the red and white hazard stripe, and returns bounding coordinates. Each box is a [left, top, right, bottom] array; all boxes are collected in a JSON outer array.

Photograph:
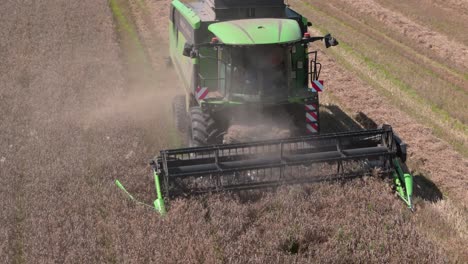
[[305, 103, 318, 111], [306, 123, 318, 133], [310, 80, 324, 92], [196, 86, 209, 100], [305, 103, 319, 134], [306, 111, 318, 123]]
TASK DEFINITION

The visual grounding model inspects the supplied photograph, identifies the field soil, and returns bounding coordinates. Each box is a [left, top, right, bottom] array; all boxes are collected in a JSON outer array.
[[336, 0, 468, 71], [291, 0, 468, 204], [0, 0, 176, 262], [293, 0, 468, 259], [0, 0, 466, 263]]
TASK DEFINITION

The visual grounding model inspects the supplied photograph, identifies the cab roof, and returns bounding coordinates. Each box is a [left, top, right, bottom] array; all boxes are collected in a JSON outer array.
[[208, 18, 302, 45]]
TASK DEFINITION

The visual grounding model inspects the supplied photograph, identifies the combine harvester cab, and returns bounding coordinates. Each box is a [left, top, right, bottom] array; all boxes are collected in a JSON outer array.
[[169, 0, 338, 145], [116, 0, 414, 214]]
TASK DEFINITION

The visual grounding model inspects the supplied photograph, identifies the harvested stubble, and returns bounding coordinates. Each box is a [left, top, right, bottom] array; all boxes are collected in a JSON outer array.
[[0, 0, 460, 262], [112, 178, 448, 264]]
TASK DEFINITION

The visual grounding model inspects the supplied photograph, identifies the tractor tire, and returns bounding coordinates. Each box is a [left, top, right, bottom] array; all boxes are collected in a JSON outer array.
[[189, 107, 219, 147], [172, 95, 188, 135]]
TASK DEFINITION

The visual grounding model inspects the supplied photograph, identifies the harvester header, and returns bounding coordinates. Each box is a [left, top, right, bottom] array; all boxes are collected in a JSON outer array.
[[148, 125, 413, 214]]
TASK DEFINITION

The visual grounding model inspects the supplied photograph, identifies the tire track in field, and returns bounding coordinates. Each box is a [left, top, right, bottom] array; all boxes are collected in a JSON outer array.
[[289, 1, 467, 260], [332, 0, 468, 72], [292, 0, 467, 154]]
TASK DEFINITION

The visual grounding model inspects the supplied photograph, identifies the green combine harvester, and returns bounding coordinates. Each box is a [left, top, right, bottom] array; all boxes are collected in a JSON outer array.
[[116, 0, 414, 214]]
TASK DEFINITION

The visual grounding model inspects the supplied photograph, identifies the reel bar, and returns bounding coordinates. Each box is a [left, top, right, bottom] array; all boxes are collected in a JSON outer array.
[[166, 146, 392, 178], [161, 127, 389, 155], [169, 170, 392, 197], [153, 126, 401, 199]]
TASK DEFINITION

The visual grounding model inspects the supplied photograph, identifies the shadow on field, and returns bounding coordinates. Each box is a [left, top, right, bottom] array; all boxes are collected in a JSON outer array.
[[319, 104, 363, 133], [413, 173, 443, 203], [354, 111, 379, 129], [348, 111, 444, 203]]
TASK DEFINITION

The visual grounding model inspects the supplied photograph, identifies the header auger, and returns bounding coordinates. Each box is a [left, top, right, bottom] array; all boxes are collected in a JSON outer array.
[[116, 0, 414, 214]]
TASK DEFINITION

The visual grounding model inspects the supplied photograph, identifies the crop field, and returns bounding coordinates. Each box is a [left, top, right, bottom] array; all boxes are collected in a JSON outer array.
[[0, 0, 466, 263]]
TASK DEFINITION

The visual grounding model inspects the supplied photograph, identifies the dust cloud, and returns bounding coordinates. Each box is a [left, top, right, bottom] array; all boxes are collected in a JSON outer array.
[[0, 0, 178, 262], [223, 110, 295, 143]]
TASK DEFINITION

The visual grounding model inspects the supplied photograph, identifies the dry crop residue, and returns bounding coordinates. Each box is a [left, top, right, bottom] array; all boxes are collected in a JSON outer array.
[[306, 22, 468, 263], [0, 0, 462, 262], [0, 0, 174, 262], [331, 0, 468, 71]]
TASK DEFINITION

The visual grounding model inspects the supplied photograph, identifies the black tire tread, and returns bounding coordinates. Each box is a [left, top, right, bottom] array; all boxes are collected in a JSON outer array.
[[189, 107, 220, 147], [172, 95, 188, 134]]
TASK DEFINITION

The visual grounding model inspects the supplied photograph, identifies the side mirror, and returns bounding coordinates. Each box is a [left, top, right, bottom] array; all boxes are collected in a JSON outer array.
[[183, 43, 193, 57], [307, 22, 312, 27], [324, 34, 339, 48]]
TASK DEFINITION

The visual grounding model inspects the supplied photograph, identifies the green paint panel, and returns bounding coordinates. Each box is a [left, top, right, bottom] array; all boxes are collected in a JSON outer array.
[[169, 20, 194, 95], [291, 43, 307, 90], [392, 158, 414, 209], [208, 19, 302, 45], [172, 0, 201, 29], [153, 170, 166, 215]]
